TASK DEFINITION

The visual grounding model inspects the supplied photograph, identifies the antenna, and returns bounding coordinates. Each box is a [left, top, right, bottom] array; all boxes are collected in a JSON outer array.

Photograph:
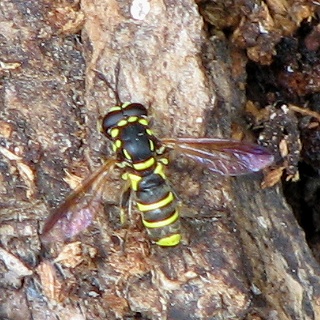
[[92, 61, 122, 105]]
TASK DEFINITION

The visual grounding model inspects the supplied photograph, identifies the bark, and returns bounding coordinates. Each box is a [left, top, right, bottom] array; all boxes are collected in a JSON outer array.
[[0, 0, 318, 320]]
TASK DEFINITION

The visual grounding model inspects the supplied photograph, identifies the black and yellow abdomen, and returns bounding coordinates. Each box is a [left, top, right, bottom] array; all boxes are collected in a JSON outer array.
[[101, 102, 181, 246], [126, 163, 181, 246]]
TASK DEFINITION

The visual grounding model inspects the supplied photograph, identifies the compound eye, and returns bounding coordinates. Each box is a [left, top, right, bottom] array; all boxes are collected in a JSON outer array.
[[102, 111, 123, 136], [123, 103, 147, 117], [101, 103, 148, 137]]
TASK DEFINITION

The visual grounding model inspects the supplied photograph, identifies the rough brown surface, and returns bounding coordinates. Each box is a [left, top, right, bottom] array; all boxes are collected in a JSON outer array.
[[0, 0, 319, 319]]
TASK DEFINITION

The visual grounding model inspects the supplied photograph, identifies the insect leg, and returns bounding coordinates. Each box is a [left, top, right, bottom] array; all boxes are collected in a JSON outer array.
[[119, 180, 132, 226]]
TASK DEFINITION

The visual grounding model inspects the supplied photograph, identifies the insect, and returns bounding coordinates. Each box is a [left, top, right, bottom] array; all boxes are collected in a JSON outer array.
[[41, 99, 274, 247]]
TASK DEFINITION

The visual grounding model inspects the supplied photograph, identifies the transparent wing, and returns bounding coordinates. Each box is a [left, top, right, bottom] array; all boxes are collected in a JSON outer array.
[[41, 159, 117, 243], [162, 138, 274, 176]]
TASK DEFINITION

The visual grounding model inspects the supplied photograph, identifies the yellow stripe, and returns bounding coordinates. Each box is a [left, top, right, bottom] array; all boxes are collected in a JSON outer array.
[[115, 140, 122, 148], [117, 162, 126, 169], [156, 234, 181, 246], [110, 128, 119, 138], [142, 210, 179, 229], [123, 149, 132, 160], [159, 158, 169, 165], [153, 162, 166, 179], [132, 157, 155, 171], [127, 173, 142, 191], [149, 139, 154, 151], [157, 145, 166, 155], [109, 106, 121, 112], [128, 116, 138, 122], [117, 119, 128, 127], [139, 118, 148, 126], [137, 192, 173, 212], [121, 172, 128, 180], [122, 102, 131, 108]]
